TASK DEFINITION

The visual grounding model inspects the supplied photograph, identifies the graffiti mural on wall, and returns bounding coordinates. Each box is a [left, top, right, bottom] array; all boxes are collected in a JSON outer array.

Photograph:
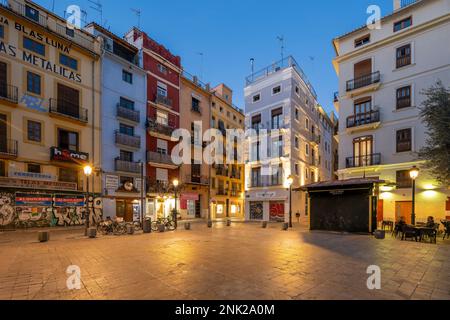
[[0, 192, 103, 228]]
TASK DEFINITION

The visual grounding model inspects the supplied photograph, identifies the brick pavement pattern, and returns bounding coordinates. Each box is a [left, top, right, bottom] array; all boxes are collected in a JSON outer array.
[[0, 223, 449, 300]]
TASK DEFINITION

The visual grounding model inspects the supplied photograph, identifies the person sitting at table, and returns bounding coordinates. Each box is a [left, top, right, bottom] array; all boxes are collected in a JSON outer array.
[[393, 216, 407, 237], [425, 216, 435, 228]]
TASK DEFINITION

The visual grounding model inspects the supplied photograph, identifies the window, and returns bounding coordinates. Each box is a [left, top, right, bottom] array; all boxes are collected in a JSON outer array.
[[271, 136, 283, 158], [25, 5, 40, 22], [305, 118, 309, 131], [211, 116, 216, 128], [27, 72, 41, 95], [0, 25, 4, 39], [295, 163, 299, 175], [156, 110, 168, 125], [397, 86, 411, 109], [0, 161, 4, 177], [27, 120, 41, 142], [355, 35, 370, 48], [157, 82, 167, 97], [23, 37, 45, 56], [252, 93, 261, 103], [271, 108, 283, 129], [122, 70, 133, 84], [295, 86, 300, 95], [272, 85, 281, 95], [295, 136, 300, 149], [120, 176, 134, 187], [251, 167, 261, 187], [27, 164, 41, 173], [396, 44, 411, 68], [157, 64, 167, 74], [396, 170, 412, 189], [120, 150, 133, 162], [120, 97, 135, 110], [295, 108, 299, 121], [394, 16, 412, 32], [251, 142, 260, 161], [305, 144, 310, 156], [396, 128, 412, 153], [120, 123, 134, 136], [57, 83, 80, 118], [191, 97, 200, 113], [271, 164, 283, 186], [60, 54, 78, 70], [58, 129, 78, 151], [59, 167, 78, 183], [65, 27, 75, 37]]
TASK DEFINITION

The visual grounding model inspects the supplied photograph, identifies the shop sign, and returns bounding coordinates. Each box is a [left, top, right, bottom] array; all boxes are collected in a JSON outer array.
[[181, 193, 199, 201], [256, 192, 276, 198], [9, 171, 54, 181], [51, 147, 89, 164], [15, 193, 53, 206], [54, 195, 85, 207], [105, 175, 119, 190], [0, 177, 77, 191]]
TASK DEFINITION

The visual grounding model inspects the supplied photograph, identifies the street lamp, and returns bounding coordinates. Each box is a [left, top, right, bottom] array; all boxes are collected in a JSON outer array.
[[83, 165, 93, 232], [409, 166, 419, 225], [173, 178, 179, 229], [286, 175, 294, 228]]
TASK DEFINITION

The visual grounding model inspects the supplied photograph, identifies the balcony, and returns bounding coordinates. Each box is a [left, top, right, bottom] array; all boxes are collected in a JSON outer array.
[[310, 157, 319, 167], [6, 0, 47, 27], [115, 131, 141, 149], [117, 105, 140, 123], [185, 174, 209, 186], [147, 180, 173, 194], [147, 119, 175, 138], [0, 83, 18, 104], [311, 133, 321, 146], [0, 139, 18, 159], [155, 94, 173, 108], [346, 110, 381, 133], [346, 71, 381, 97], [230, 190, 240, 197], [346, 154, 381, 168], [215, 166, 228, 177], [217, 189, 228, 196], [230, 170, 241, 180], [115, 158, 141, 174], [49, 99, 88, 123], [147, 151, 177, 169], [333, 91, 339, 103]]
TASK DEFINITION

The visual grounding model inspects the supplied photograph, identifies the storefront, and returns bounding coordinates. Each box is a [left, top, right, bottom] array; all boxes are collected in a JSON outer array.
[[245, 190, 289, 222], [146, 196, 177, 221]]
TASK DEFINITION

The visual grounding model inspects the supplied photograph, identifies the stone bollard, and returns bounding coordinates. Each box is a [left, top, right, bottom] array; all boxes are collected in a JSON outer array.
[[127, 224, 135, 235], [226, 220, 231, 227], [87, 227, 97, 238], [143, 219, 151, 234], [282, 223, 289, 231], [158, 224, 165, 233], [262, 221, 268, 229], [374, 230, 386, 239], [38, 231, 50, 242], [184, 222, 191, 230], [207, 220, 213, 228]]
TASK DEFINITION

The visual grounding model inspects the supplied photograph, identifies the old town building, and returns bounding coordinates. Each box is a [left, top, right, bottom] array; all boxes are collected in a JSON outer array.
[[0, 0, 101, 229], [125, 28, 181, 221], [85, 23, 147, 223], [332, 0, 450, 223]]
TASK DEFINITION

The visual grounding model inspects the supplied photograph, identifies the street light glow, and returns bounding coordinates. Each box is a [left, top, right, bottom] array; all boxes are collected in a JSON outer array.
[[409, 166, 419, 180], [173, 179, 179, 187], [83, 165, 93, 176], [286, 175, 294, 187]]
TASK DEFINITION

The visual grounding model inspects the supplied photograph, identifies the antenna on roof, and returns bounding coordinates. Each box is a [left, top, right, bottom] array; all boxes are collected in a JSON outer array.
[[276, 35, 285, 61], [250, 58, 255, 75], [131, 8, 141, 28], [88, 0, 103, 26], [51, 0, 55, 12], [197, 52, 204, 81]]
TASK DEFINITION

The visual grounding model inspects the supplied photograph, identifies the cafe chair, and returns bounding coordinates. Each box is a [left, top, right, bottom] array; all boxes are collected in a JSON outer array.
[[401, 225, 419, 242]]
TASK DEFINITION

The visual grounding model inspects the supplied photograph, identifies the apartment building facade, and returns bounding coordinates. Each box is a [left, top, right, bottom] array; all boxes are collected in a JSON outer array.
[[210, 84, 245, 221], [244, 56, 333, 222], [179, 72, 211, 220], [0, 0, 101, 228], [85, 23, 147, 222], [333, 0, 450, 223], [125, 28, 181, 220]]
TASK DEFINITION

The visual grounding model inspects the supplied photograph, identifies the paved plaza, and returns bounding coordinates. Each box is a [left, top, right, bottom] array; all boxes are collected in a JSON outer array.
[[0, 222, 450, 300]]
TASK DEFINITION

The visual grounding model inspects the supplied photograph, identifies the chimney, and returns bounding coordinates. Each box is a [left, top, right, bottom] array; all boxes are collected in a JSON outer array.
[[394, 0, 401, 11]]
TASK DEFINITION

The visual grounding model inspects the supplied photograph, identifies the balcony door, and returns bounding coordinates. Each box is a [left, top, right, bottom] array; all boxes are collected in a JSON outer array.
[[354, 59, 372, 79], [353, 136, 373, 167], [0, 62, 7, 98], [0, 113, 6, 153], [57, 83, 80, 118], [353, 98, 372, 126]]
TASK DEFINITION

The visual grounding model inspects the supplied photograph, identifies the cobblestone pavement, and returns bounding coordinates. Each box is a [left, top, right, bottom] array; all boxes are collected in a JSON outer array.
[[1, 222, 450, 300]]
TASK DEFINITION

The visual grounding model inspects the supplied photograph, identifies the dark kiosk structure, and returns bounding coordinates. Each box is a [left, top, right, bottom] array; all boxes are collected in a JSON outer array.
[[301, 178, 384, 234]]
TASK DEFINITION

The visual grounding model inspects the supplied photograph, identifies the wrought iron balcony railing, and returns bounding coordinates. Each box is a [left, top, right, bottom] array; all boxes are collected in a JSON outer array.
[[115, 158, 141, 174], [115, 131, 141, 149], [185, 175, 209, 185], [147, 119, 175, 137], [49, 99, 88, 122], [0, 82, 18, 104], [155, 94, 173, 108], [147, 151, 175, 166], [346, 110, 380, 128], [346, 71, 380, 92], [117, 104, 140, 123], [0, 139, 18, 158], [346, 153, 381, 168]]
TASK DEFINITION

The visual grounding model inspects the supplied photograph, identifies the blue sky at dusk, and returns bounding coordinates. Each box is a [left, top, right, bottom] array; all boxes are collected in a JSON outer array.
[[35, 0, 394, 114]]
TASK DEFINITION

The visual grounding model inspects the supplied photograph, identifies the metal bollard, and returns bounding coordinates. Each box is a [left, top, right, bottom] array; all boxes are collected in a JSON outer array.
[[38, 231, 50, 242], [87, 227, 97, 238], [226, 220, 231, 227], [207, 220, 213, 228], [184, 222, 191, 230], [143, 219, 151, 234], [262, 221, 268, 229], [282, 223, 289, 231]]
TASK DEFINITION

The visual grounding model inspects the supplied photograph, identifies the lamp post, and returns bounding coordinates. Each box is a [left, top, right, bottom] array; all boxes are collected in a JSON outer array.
[[286, 175, 294, 228], [173, 178, 179, 229], [83, 165, 93, 232], [409, 166, 419, 225]]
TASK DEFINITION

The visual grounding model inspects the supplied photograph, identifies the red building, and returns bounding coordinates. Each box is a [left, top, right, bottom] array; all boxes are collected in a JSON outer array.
[[125, 28, 181, 219]]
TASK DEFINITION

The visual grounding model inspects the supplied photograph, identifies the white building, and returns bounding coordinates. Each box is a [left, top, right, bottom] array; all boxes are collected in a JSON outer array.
[[332, 0, 450, 223], [244, 56, 336, 222]]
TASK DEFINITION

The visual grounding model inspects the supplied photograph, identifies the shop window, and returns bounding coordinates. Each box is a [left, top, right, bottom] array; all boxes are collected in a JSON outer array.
[[249, 202, 263, 220], [59, 167, 78, 183]]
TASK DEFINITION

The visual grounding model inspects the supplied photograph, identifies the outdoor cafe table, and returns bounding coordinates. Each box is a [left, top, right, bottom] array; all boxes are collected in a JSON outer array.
[[412, 225, 436, 243]]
